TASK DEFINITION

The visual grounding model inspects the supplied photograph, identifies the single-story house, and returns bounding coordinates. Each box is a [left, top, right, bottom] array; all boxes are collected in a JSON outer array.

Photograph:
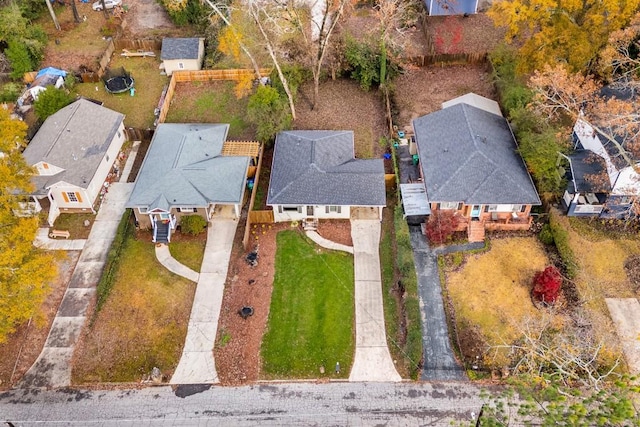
[[160, 38, 205, 76], [412, 93, 541, 241], [22, 99, 126, 226], [126, 123, 254, 243], [562, 119, 640, 218], [267, 130, 386, 222], [424, 0, 478, 15]]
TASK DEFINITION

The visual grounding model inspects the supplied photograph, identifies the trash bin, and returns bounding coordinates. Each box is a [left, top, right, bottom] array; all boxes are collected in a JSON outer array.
[[412, 154, 419, 165]]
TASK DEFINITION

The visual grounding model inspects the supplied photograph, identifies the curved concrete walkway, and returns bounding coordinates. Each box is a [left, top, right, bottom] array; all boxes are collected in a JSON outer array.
[[21, 183, 134, 388], [349, 218, 402, 382], [155, 244, 199, 283], [170, 216, 238, 384], [305, 230, 353, 253]]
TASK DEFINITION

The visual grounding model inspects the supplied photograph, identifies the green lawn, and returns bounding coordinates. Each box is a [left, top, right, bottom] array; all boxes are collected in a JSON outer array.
[[72, 229, 195, 383], [170, 240, 206, 273], [165, 81, 254, 139], [261, 230, 354, 379], [51, 213, 96, 239], [74, 55, 168, 129]]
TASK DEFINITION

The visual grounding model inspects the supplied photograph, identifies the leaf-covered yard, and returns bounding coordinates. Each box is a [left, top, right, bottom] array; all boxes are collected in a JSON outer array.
[[444, 237, 549, 367], [72, 229, 200, 383]]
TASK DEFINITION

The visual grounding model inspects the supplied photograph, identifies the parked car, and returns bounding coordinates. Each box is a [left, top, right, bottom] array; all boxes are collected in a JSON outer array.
[[92, 0, 122, 11]]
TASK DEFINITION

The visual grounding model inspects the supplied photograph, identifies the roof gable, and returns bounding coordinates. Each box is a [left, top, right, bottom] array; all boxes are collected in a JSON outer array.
[[23, 99, 124, 190], [126, 123, 250, 210], [267, 130, 386, 206], [413, 103, 540, 205]]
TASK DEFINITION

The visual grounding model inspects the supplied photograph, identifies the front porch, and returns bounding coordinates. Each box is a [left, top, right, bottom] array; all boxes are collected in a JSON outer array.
[[455, 213, 533, 242]]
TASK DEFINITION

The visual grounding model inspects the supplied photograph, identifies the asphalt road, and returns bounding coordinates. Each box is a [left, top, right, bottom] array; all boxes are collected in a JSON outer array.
[[0, 382, 489, 426], [410, 226, 467, 381]]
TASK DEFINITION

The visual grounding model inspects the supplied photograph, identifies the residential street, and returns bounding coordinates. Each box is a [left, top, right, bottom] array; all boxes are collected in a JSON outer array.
[[0, 382, 489, 426]]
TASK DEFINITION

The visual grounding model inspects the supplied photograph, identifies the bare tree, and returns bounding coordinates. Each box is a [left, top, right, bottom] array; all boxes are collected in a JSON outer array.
[[45, 0, 61, 31], [203, 0, 265, 83]]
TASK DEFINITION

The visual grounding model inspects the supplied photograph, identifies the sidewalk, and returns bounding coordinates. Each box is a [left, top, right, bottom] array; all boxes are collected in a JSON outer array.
[[170, 217, 238, 384], [305, 230, 353, 253], [34, 228, 86, 251], [155, 244, 200, 283]]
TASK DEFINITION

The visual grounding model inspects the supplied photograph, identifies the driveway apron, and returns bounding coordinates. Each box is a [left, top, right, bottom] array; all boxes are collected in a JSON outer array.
[[409, 226, 467, 381], [349, 218, 401, 382], [20, 183, 134, 388], [170, 216, 238, 384]]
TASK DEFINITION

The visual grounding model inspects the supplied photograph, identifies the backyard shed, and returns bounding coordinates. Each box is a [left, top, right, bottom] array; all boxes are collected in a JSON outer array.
[[160, 38, 205, 76]]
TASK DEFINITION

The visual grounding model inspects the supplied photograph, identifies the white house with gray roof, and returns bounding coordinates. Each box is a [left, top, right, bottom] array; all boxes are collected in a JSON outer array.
[[160, 38, 205, 76], [267, 130, 386, 222], [126, 123, 251, 243], [22, 99, 126, 226], [412, 94, 540, 241]]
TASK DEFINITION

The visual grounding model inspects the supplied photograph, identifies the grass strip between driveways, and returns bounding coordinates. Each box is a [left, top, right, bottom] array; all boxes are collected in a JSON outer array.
[[380, 204, 422, 379], [73, 222, 196, 383], [261, 230, 354, 379]]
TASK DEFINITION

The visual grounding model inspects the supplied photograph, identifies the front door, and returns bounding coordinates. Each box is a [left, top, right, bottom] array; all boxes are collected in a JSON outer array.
[[471, 205, 481, 219], [306, 205, 314, 216]]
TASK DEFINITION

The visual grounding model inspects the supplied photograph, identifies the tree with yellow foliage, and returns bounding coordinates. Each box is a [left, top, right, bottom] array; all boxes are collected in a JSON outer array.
[[488, 0, 640, 74], [0, 108, 56, 343]]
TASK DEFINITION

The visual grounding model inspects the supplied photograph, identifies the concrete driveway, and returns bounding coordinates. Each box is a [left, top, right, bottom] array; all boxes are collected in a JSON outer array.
[[170, 214, 238, 384], [409, 226, 467, 381], [20, 182, 134, 388], [349, 216, 401, 382]]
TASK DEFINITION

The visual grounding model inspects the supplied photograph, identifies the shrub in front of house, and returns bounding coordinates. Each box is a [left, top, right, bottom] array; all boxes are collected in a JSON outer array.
[[532, 265, 562, 304], [425, 210, 460, 245], [180, 215, 207, 235]]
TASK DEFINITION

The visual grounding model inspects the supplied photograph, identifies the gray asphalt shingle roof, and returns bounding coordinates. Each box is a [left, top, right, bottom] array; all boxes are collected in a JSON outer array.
[[413, 103, 540, 205], [161, 38, 201, 60], [267, 130, 386, 206], [23, 99, 124, 194], [567, 150, 611, 193], [126, 123, 249, 210]]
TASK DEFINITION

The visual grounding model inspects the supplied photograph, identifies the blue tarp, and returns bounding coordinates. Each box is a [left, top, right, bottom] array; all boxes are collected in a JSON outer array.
[[36, 67, 67, 79]]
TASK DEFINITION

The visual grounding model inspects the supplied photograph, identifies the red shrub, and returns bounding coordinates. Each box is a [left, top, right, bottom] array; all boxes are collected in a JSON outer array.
[[532, 266, 562, 304], [425, 210, 460, 245]]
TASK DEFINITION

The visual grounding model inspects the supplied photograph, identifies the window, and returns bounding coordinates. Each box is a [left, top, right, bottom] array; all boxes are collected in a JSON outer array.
[[439, 202, 459, 210], [43, 163, 49, 169], [178, 62, 185, 69], [178, 207, 196, 213], [326, 206, 341, 214], [138, 207, 148, 214], [279, 206, 302, 213], [117, 130, 121, 138], [65, 192, 79, 203]]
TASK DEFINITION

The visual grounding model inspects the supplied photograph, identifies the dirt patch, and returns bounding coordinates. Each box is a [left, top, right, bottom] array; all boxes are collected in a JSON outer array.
[[392, 64, 496, 132], [295, 78, 389, 158], [624, 255, 640, 292], [122, 0, 177, 38], [0, 252, 80, 389], [214, 220, 352, 385]]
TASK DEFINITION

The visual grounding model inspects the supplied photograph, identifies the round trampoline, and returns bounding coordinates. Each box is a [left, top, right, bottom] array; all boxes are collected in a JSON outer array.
[[102, 67, 134, 94]]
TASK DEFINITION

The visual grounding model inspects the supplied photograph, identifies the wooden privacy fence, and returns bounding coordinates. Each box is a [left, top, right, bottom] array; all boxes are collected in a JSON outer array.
[[172, 68, 272, 83], [156, 68, 272, 125], [249, 210, 275, 223], [114, 39, 162, 51]]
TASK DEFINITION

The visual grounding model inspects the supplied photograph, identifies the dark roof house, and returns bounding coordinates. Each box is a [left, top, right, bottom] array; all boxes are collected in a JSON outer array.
[[267, 130, 386, 207], [413, 103, 540, 206], [160, 38, 202, 60]]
